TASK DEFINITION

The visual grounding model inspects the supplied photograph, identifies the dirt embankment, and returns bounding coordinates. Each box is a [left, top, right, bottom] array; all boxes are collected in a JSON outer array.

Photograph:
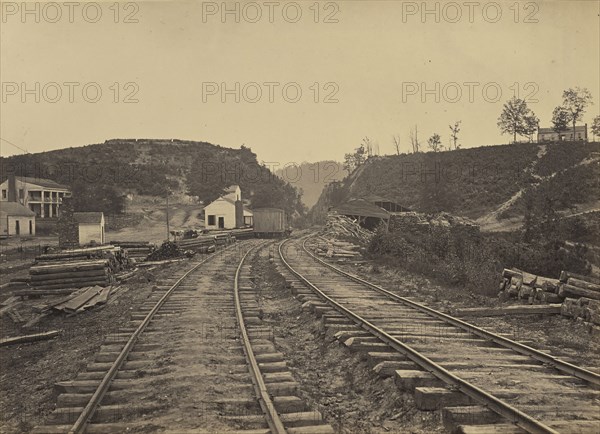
[[250, 248, 442, 433]]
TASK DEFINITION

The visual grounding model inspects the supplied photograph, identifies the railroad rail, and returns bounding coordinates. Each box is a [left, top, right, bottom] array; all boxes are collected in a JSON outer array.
[[34, 240, 333, 433], [277, 236, 600, 434]]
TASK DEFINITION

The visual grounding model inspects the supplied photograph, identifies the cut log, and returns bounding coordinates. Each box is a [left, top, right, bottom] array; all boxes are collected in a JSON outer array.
[[14, 289, 75, 297], [30, 260, 109, 275], [567, 277, 600, 292], [502, 268, 522, 279], [30, 269, 108, 282], [455, 304, 562, 317], [558, 283, 600, 301], [560, 271, 600, 285], [0, 330, 60, 347]]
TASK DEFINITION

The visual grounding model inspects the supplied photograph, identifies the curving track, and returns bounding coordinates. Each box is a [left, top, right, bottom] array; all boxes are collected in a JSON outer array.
[[33, 240, 333, 434], [277, 236, 600, 434]]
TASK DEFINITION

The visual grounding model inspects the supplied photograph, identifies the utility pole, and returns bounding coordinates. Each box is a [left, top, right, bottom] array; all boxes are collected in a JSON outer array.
[[166, 189, 170, 242]]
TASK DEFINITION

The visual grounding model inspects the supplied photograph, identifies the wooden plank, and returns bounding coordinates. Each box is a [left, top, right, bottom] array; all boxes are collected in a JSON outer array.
[[0, 330, 60, 347], [455, 304, 562, 317]]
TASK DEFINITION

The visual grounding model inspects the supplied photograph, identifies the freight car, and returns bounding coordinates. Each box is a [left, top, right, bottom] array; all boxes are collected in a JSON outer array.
[[252, 208, 290, 238]]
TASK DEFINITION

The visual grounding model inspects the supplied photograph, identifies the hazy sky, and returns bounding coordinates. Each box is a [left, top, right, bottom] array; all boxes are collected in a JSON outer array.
[[1, 0, 599, 164]]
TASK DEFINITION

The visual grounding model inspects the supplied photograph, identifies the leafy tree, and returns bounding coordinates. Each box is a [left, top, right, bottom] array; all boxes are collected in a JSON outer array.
[[427, 133, 442, 152], [591, 115, 600, 139], [561, 87, 593, 140], [497, 97, 539, 143], [551, 106, 570, 133], [524, 114, 539, 142], [343, 142, 368, 172], [449, 121, 461, 150]]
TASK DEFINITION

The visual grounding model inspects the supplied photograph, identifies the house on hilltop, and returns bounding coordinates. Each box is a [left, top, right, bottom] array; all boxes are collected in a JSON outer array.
[[538, 125, 588, 142], [0, 175, 71, 218], [203, 185, 253, 230]]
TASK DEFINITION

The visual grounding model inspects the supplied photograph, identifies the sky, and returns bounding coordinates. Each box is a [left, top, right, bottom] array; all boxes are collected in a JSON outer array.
[[1, 0, 599, 165]]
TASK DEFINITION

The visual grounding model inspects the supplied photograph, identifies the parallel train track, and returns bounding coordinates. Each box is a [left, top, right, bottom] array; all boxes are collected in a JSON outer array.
[[34, 240, 333, 434], [277, 236, 600, 434]]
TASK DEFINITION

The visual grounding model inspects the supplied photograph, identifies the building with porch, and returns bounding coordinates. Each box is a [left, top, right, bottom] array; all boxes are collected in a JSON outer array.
[[0, 176, 71, 218]]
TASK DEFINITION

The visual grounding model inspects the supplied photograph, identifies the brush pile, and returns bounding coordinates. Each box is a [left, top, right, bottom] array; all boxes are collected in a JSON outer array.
[[322, 213, 373, 243], [499, 268, 600, 325], [146, 241, 184, 261]]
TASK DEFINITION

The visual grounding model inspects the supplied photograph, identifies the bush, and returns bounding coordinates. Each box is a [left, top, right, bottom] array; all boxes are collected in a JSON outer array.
[[368, 224, 590, 297]]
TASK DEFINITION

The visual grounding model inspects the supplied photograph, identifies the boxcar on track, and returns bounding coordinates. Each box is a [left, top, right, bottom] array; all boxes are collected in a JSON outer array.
[[252, 208, 289, 238]]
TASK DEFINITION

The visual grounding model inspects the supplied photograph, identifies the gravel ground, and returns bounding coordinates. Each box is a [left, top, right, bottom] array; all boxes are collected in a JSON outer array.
[[0, 261, 192, 433], [250, 248, 443, 433]]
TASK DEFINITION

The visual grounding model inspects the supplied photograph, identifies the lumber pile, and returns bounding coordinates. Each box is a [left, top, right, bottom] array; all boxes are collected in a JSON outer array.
[[110, 241, 154, 262], [35, 245, 131, 273], [231, 228, 255, 240], [498, 268, 600, 324], [322, 212, 373, 243], [313, 236, 362, 259], [175, 234, 217, 253], [29, 259, 115, 290]]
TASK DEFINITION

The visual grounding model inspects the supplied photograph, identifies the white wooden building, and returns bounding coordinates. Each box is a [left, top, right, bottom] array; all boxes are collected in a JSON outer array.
[[0, 202, 36, 237], [204, 185, 252, 230], [73, 212, 105, 245], [0, 176, 71, 218]]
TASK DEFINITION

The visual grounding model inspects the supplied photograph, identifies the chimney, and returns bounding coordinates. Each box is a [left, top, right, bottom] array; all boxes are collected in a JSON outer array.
[[7, 174, 17, 202]]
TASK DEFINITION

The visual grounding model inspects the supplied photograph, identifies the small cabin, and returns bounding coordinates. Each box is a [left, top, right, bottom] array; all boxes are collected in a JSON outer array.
[[0, 202, 36, 237], [73, 212, 105, 245]]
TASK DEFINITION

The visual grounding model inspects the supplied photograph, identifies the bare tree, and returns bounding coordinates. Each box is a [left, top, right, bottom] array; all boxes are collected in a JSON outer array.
[[392, 135, 401, 155], [449, 121, 461, 150], [409, 125, 420, 153], [362, 136, 373, 157]]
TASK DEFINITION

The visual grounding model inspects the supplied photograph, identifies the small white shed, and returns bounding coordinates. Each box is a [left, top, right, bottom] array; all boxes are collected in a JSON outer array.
[[0, 202, 36, 236], [73, 212, 105, 245]]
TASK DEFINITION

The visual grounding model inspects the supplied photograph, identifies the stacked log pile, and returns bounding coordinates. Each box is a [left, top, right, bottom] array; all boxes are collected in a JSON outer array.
[[27, 245, 133, 291], [498, 268, 600, 324], [146, 241, 184, 261], [175, 234, 217, 253], [110, 241, 154, 262], [322, 213, 373, 243], [30, 259, 114, 290], [313, 236, 362, 259]]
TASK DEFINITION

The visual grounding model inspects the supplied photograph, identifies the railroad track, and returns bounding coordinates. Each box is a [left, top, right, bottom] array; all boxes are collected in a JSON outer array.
[[34, 240, 333, 434], [277, 236, 600, 434]]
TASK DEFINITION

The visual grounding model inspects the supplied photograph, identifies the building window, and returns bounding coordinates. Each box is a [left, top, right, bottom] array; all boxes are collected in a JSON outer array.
[[1, 190, 6, 199], [207, 215, 216, 225], [18, 189, 24, 198], [29, 220, 33, 235]]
